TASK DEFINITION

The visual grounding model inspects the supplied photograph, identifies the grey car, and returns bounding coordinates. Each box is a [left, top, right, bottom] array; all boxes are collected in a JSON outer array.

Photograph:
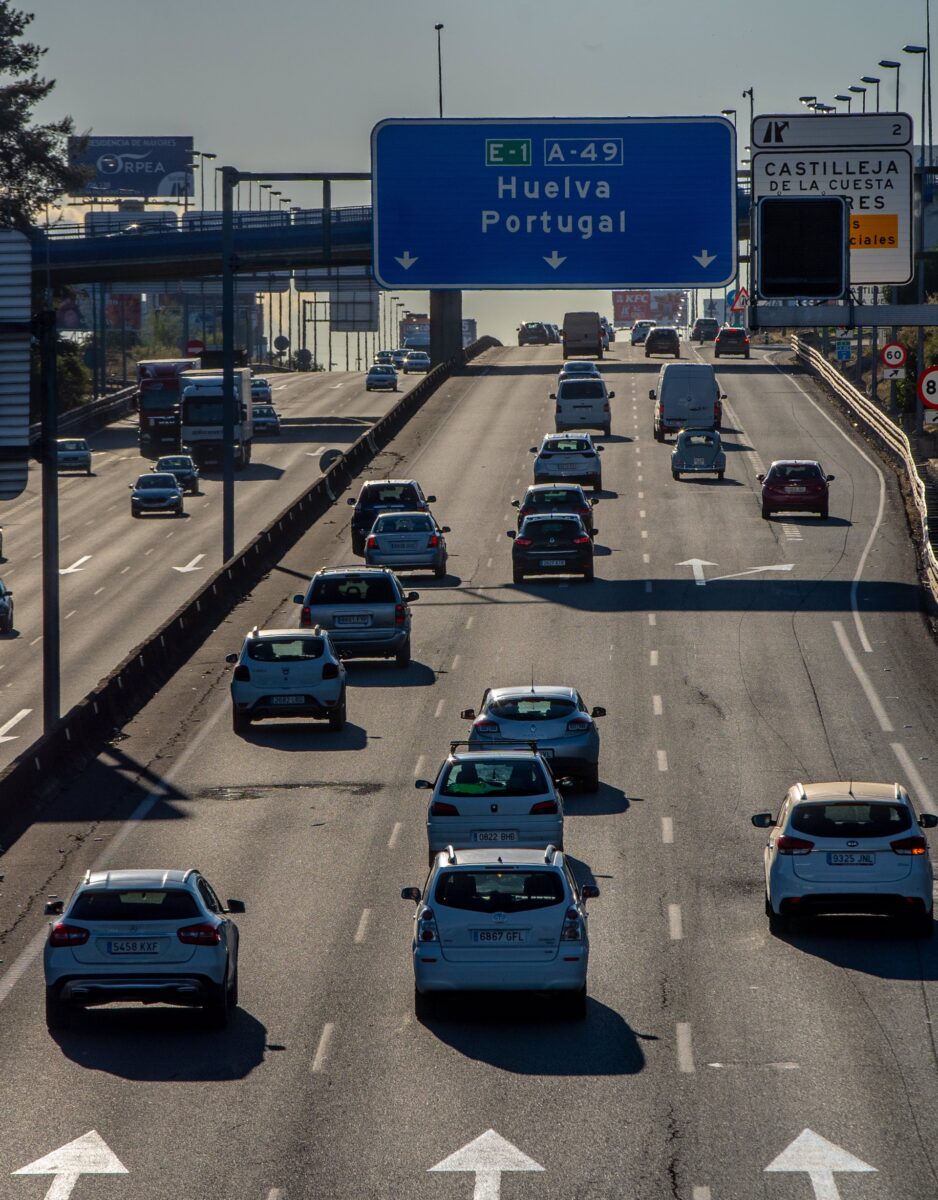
[[294, 565, 418, 667], [0, 579, 13, 633], [43, 868, 245, 1030], [154, 454, 200, 494], [671, 429, 726, 480], [130, 472, 184, 518], [56, 438, 92, 475], [461, 686, 605, 792], [364, 511, 450, 578]]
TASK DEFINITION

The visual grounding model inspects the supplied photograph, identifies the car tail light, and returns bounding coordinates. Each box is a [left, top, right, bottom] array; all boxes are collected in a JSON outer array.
[[300, 605, 312, 627], [566, 718, 591, 733], [177, 922, 222, 946], [394, 603, 406, 626], [578, 507, 591, 518], [715, 400, 723, 420], [603, 403, 610, 412], [474, 720, 499, 735], [514, 536, 532, 547], [539, 452, 553, 459], [891, 836, 928, 855], [322, 662, 339, 680], [427, 534, 439, 548], [657, 402, 664, 416], [419, 908, 440, 942], [366, 535, 378, 550], [530, 799, 558, 815], [561, 907, 584, 941], [49, 923, 89, 947], [430, 800, 460, 816], [232, 664, 250, 682], [573, 534, 592, 546], [776, 835, 814, 855]]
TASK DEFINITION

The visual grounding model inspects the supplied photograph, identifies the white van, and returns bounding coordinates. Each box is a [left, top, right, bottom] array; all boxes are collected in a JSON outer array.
[[651, 363, 725, 442], [551, 376, 614, 435], [562, 311, 604, 359]]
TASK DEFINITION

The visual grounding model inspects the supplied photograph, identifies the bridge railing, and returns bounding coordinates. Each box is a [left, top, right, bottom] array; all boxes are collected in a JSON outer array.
[[34, 205, 373, 241]]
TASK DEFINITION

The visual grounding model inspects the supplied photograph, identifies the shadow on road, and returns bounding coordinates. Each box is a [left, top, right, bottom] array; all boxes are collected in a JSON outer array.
[[782, 915, 938, 980], [242, 721, 368, 751]]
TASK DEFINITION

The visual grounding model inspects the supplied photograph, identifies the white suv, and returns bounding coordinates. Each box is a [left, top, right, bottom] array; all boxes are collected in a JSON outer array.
[[227, 627, 347, 734], [402, 846, 599, 1019]]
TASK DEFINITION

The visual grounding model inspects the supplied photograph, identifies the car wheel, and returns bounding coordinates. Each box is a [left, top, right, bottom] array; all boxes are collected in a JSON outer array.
[[203, 973, 230, 1029], [911, 910, 934, 938], [761, 504, 772, 520], [582, 563, 594, 582], [593, 476, 602, 491], [414, 986, 435, 1020], [603, 425, 611, 437], [766, 896, 789, 936], [232, 709, 252, 735], [717, 470, 725, 481], [434, 559, 446, 580], [745, 352, 751, 359], [45, 986, 74, 1031], [328, 695, 347, 731], [351, 534, 364, 557], [564, 986, 587, 1020], [131, 510, 140, 519], [395, 638, 411, 669], [228, 961, 239, 1008], [581, 763, 600, 793], [86, 467, 92, 476], [513, 568, 525, 584], [654, 428, 664, 443], [819, 505, 829, 519], [672, 470, 680, 480]]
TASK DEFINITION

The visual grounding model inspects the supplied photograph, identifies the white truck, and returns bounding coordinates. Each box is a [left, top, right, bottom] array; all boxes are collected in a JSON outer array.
[[180, 368, 254, 469]]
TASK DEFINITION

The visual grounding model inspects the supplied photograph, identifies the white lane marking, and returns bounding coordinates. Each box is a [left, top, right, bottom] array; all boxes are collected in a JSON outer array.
[[144, 548, 154, 556], [388, 821, 402, 849], [770, 355, 884, 653], [414, 754, 426, 778], [638, 491, 644, 500], [668, 904, 683, 940], [653, 694, 663, 716], [173, 554, 205, 573], [643, 553, 650, 564], [119, 566, 130, 574], [693, 1188, 712, 1200], [648, 613, 656, 626], [0, 709, 31, 743], [657, 749, 669, 772], [29, 636, 42, 646], [780, 523, 803, 541], [676, 1022, 695, 1073], [434, 698, 446, 718], [59, 555, 91, 575], [267, 1190, 286, 1199], [650, 650, 658, 666], [639, 510, 646, 519], [451, 654, 460, 671], [305, 445, 327, 458], [661, 816, 674, 843], [891, 742, 937, 814], [64, 610, 77, 620], [465, 615, 474, 630], [354, 909, 371, 944], [641, 530, 648, 539], [638, 474, 643, 482], [93, 588, 105, 596], [312, 1022, 335, 1072], [832, 620, 893, 732], [486, 556, 493, 569]]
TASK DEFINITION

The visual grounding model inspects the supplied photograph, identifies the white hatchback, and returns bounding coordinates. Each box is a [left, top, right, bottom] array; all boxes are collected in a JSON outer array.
[[531, 433, 604, 489], [226, 626, 347, 734], [402, 846, 599, 1018], [753, 781, 938, 936]]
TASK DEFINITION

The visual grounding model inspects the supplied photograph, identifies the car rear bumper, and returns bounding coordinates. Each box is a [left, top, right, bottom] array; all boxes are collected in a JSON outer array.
[[777, 893, 931, 917], [762, 493, 827, 512], [514, 552, 592, 576], [364, 551, 443, 570], [50, 974, 220, 1007], [327, 629, 409, 657], [414, 956, 587, 993], [233, 693, 343, 720], [427, 818, 563, 854]]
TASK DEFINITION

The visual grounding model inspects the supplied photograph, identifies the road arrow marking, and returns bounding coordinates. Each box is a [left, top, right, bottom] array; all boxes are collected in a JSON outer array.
[[693, 248, 717, 268], [709, 563, 794, 582], [58, 556, 91, 575], [394, 250, 418, 270], [543, 250, 567, 270], [172, 554, 205, 573], [13, 1130, 128, 1200], [0, 709, 31, 744], [429, 1130, 544, 1200], [765, 1129, 875, 1200], [676, 558, 718, 586]]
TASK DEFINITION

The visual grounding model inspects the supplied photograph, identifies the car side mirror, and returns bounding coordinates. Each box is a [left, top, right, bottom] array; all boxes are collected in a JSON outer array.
[[608, 390, 615, 399], [415, 779, 432, 790], [919, 813, 938, 828], [529, 447, 537, 454], [225, 653, 238, 664], [590, 497, 599, 506], [590, 706, 606, 718], [750, 812, 776, 828], [128, 483, 133, 489], [756, 473, 765, 483], [581, 884, 600, 900], [293, 594, 305, 605], [511, 499, 520, 508], [44, 899, 64, 916], [426, 495, 437, 503], [597, 445, 604, 452], [507, 530, 516, 539], [460, 708, 476, 720], [721, 393, 727, 400], [826, 474, 835, 481], [441, 526, 451, 533], [226, 899, 246, 913], [549, 392, 556, 400], [649, 389, 656, 399], [401, 886, 421, 902], [406, 591, 419, 602], [347, 497, 356, 506], [590, 528, 598, 536]]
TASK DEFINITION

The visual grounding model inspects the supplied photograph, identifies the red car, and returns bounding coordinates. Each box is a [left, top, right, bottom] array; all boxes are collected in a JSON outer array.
[[758, 460, 834, 520]]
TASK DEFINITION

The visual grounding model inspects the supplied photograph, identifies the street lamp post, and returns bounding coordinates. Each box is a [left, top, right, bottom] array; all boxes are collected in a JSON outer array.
[[861, 75, 881, 112], [835, 93, 853, 112], [879, 59, 902, 111], [903, 45, 927, 166], [741, 87, 754, 135], [721, 108, 736, 128], [799, 94, 817, 114], [849, 85, 868, 112], [434, 23, 444, 118]]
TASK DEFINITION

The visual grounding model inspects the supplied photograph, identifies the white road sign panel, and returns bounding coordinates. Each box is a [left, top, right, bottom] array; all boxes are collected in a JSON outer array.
[[753, 112, 912, 149], [883, 366, 906, 379], [924, 405, 938, 426]]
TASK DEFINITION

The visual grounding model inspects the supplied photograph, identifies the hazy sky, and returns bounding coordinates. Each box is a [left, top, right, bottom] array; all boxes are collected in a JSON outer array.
[[30, 0, 936, 344]]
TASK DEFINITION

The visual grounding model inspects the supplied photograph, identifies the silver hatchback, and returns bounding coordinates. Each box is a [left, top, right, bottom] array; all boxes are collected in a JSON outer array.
[[364, 511, 450, 578], [56, 438, 92, 474]]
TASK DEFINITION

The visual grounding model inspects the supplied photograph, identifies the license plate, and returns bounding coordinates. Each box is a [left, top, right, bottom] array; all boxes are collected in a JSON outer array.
[[335, 614, 369, 626], [827, 852, 875, 866], [472, 830, 518, 843], [107, 940, 160, 955], [693, 457, 706, 465], [270, 695, 305, 705], [540, 559, 565, 566], [539, 747, 554, 758], [390, 541, 411, 550], [786, 486, 806, 494], [472, 930, 527, 943]]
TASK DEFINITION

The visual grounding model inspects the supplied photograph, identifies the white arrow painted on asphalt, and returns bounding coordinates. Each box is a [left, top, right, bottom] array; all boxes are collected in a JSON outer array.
[[543, 250, 567, 270], [693, 248, 717, 268], [429, 1130, 544, 1200], [172, 554, 205, 573], [710, 563, 795, 583], [765, 1129, 875, 1200], [676, 558, 718, 586], [0, 709, 31, 744], [13, 1130, 128, 1200], [58, 556, 91, 575], [394, 250, 418, 270]]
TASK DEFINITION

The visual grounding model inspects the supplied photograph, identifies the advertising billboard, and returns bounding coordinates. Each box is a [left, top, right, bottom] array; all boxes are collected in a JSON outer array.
[[330, 290, 379, 332], [68, 136, 194, 198], [612, 290, 687, 324]]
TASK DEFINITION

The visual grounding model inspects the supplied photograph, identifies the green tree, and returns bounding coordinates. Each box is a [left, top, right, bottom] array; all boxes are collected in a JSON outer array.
[[0, 2, 87, 230]]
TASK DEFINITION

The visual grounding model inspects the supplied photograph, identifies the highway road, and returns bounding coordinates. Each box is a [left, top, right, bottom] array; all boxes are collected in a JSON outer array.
[[0, 368, 419, 767], [2, 340, 937, 1199]]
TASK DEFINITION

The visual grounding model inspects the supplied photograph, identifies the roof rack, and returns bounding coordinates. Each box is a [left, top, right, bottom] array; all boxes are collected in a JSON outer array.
[[445, 844, 457, 864], [543, 844, 557, 863], [449, 739, 540, 754]]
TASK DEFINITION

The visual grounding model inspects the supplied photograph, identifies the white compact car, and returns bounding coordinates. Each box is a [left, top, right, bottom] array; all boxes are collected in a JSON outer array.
[[402, 846, 599, 1018], [531, 434, 604, 490], [227, 626, 347, 733], [753, 781, 938, 936], [418, 744, 564, 865]]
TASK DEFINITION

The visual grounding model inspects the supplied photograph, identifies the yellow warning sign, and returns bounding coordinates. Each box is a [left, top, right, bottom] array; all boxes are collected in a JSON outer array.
[[849, 213, 898, 249]]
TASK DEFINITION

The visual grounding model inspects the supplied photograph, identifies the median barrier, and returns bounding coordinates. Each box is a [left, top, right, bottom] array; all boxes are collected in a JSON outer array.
[[0, 337, 501, 843]]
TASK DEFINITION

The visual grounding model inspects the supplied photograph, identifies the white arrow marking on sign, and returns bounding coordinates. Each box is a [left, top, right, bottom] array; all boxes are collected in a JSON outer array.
[[543, 250, 567, 270], [676, 558, 718, 586], [693, 249, 717, 268], [394, 251, 418, 270], [0, 708, 31, 743], [709, 563, 794, 582], [59, 556, 91, 575], [13, 1130, 128, 1200], [765, 1129, 875, 1200], [429, 1130, 544, 1200], [172, 554, 205, 573]]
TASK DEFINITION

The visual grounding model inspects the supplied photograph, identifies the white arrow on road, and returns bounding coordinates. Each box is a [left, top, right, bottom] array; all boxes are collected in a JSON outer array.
[[677, 560, 795, 587], [0, 708, 31, 744], [58, 556, 91, 575], [543, 250, 567, 270], [172, 554, 205, 573], [394, 250, 418, 270], [765, 1129, 875, 1200], [429, 1130, 544, 1200], [13, 1130, 128, 1200], [676, 558, 718, 586], [693, 248, 717, 268], [710, 563, 795, 583]]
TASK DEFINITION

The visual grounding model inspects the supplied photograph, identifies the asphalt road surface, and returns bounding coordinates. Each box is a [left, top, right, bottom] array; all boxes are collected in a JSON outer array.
[[1, 341, 937, 1200], [0, 368, 418, 768]]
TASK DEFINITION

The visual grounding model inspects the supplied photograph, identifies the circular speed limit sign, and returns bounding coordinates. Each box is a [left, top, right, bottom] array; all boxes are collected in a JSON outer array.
[[881, 341, 907, 368], [919, 366, 938, 409]]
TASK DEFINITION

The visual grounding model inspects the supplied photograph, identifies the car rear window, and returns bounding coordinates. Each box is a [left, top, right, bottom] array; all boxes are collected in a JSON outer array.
[[440, 758, 549, 797], [789, 802, 912, 838], [70, 889, 201, 921], [768, 464, 822, 482], [157, 458, 190, 470], [59, 441, 87, 451], [548, 439, 592, 452], [526, 489, 582, 509], [359, 484, 420, 507], [681, 434, 716, 446], [523, 322, 543, 330], [720, 328, 746, 340], [309, 576, 398, 604], [489, 697, 579, 721], [522, 518, 581, 537], [374, 514, 433, 533], [434, 869, 565, 913], [558, 381, 604, 398], [247, 637, 324, 662]]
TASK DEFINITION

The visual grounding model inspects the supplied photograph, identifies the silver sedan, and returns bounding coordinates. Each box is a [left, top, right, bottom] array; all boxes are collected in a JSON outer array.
[[364, 511, 450, 578]]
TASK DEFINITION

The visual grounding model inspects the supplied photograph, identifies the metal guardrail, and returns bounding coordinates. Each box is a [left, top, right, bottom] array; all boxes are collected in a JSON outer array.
[[28, 384, 137, 444], [791, 336, 938, 601]]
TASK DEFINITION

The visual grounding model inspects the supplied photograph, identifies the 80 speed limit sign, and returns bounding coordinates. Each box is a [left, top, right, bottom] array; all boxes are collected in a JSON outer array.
[[918, 366, 938, 409], [881, 341, 907, 368]]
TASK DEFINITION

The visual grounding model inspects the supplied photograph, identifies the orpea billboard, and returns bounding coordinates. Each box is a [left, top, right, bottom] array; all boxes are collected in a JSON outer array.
[[68, 136, 193, 198]]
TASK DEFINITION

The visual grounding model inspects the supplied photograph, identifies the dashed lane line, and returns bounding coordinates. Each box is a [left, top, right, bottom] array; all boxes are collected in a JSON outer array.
[[648, 613, 656, 626], [434, 698, 445, 718], [388, 822, 403, 849], [891, 742, 937, 814], [650, 650, 658, 666], [312, 1022, 335, 1072], [832, 620, 893, 733], [354, 909, 371, 944], [661, 817, 674, 843], [668, 904, 683, 940], [653, 695, 663, 716], [657, 749, 669, 772], [676, 1022, 695, 1073]]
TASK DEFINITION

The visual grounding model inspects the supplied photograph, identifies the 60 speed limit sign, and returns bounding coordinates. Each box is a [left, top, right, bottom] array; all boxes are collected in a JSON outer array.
[[918, 365, 938, 409], [881, 341, 907, 368]]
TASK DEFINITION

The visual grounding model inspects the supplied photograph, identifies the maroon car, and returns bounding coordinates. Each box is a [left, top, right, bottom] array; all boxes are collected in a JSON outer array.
[[758, 460, 834, 520]]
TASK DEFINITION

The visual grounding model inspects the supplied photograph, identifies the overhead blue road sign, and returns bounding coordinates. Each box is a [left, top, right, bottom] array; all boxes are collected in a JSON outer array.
[[372, 118, 736, 289]]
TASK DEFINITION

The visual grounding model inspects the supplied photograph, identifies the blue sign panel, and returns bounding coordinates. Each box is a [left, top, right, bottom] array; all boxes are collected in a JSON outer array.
[[372, 118, 736, 289], [68, 136, 194, 198]]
